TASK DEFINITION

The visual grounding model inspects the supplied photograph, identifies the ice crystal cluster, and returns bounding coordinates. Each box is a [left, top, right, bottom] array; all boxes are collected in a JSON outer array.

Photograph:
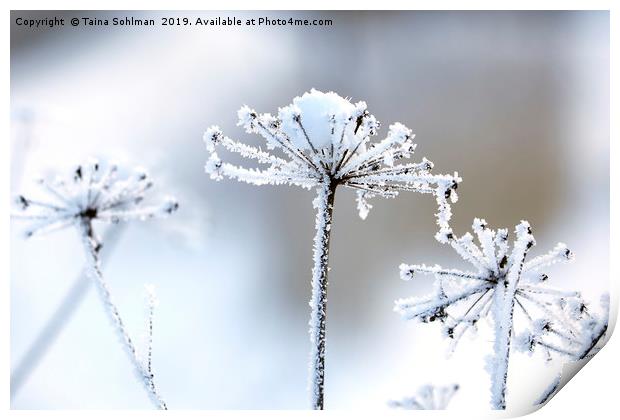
[[389, 384, 459, 410], [204, 89, 461, 410], [13, 158, 178, 239], [395, 218, 608, 409], [204, 88, 460, 226], [13, 159, 177, 410]]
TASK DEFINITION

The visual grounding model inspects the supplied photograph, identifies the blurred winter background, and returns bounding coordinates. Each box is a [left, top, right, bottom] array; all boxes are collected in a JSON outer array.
[[10, 11, 609, 411]]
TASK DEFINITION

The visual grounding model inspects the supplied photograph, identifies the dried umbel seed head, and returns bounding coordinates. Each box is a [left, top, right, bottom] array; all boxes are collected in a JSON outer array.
[[204, 88, 461, 231], [396, 219, 579, 354], [12, 158, 179, 237], [395, 217, 606, 410]]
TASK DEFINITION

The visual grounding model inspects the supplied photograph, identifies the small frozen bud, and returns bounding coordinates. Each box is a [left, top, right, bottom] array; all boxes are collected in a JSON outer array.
[[133, 166, 149, 182], [533, 318, 552, 336], [277, 104, 301, 125], [472, 218, 488, 232], [205, 153, 223, 181], [565, 297, 587, 320], [160, 196, 179, 215], [423, 307, 447, 323], [399, 263, 416, 281], [15, 195, 30, 209], [352, 100, 367, 119], [361, 112, 380, 136], [203, 126, 223, 152], [496, 229, 509, 243], [87, 157, 100, 173], [421, 157, 434, 171], [73, 165, 83, 181], [405, 141, 417, 154], [515, 220, 532, 236], [442, 323, 456, 339], [435, 227, 454, 244], [237, 105, 259, 133], [387, 123, 413, 144], [260, 113, 280, 130], [451, 172, 462, 188], [555, 243, 573, 260], [514, 331, 536, 354]]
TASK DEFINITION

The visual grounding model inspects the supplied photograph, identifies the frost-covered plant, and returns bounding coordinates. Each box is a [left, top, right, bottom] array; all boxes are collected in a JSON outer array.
[[388, 384, 459, 410], [12, 159, 178, 409], [532, 293, 609, 406], [204, 89, 461, 409], [394, 218, 601, 410]]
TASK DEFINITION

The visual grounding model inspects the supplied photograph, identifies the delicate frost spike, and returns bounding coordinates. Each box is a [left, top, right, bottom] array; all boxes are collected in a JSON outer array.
[[144, 283, 159, 308], [389, 384, 459, 410], [12, 158, 179, 237], [395, 218, 592, 410], [356, 190, 373, 220], [11, 159, 176, 410], [204, 90, 461, 410]]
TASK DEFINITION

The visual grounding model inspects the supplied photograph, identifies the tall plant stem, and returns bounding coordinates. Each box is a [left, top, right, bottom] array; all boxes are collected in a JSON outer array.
[[490, 277, 520, 410], [79, 220, 167, 410], [308, 179, 337, 410]]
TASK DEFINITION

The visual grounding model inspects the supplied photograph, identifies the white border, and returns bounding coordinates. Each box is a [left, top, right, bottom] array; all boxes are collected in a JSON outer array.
[[2, 1, 617, 419]]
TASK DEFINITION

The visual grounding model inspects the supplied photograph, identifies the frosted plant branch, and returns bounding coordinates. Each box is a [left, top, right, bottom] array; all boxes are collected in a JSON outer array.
[[204, 89, 461, 409], [388, 384, 459, 410], [80, 221, 167, 409], [12, 159, 178, 409], [394, 218, 601, 410]]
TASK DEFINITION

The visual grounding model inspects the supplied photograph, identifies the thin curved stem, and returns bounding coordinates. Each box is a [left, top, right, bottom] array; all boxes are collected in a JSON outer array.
[[79, 220, 167, 410]]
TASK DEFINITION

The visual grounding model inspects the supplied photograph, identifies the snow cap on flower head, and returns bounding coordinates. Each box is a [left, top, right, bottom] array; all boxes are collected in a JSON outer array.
[[204, 89, 461, 232]]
